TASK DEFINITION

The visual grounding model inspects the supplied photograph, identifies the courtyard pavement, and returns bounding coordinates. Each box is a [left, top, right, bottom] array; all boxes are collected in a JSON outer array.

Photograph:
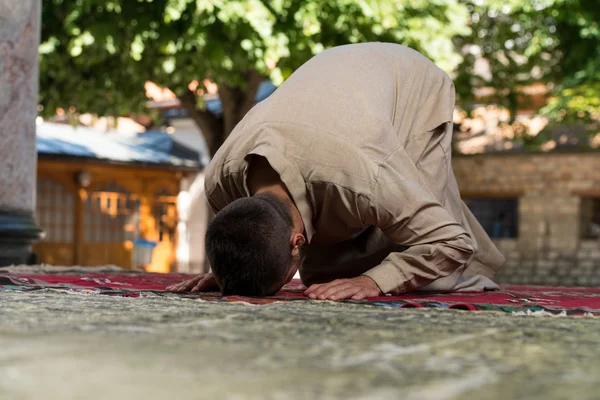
[[1, 290, 599, 399]]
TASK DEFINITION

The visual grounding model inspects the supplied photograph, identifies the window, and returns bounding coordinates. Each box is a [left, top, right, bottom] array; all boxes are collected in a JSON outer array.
[[580, 198, 600, 239], [463, 198, 519, 239], [154, 190, 178, 243], [36, 178, 74, 242], [84, 183, 140, 243]]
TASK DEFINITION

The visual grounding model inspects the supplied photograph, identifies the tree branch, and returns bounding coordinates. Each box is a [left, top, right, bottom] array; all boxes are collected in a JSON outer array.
[[217, 84, 239, 138], [218, 69, 265, 140], [257, 0, 278, 17], [178, 89, 223, 156], [240, 69, 265, 117]]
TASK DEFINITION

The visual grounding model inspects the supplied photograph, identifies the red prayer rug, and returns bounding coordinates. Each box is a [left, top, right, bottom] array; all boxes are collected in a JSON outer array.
[[1, 272, 599, 316]]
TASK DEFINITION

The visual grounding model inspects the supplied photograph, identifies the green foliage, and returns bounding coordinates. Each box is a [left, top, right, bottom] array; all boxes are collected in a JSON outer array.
[[271, 0, 470, 78], [40, 0, 160, 118], [453, 0, 561, 122], [452, 0, 599, 152], [454, 0, 599, 124], [39, 0, 470, 124], [41, 0, 598, 155], [540, 0, 600, 125]]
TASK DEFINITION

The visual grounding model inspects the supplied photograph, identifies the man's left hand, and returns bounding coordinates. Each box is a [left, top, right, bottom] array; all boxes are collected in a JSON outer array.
[[304, 276, 382, 301]]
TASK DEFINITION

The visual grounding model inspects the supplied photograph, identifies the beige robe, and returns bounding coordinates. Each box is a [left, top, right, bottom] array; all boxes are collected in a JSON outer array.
[[204, 43, 505, 294]]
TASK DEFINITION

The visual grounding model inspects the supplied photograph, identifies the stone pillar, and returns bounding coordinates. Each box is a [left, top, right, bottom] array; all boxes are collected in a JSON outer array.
[[0, 1, 42, 266]]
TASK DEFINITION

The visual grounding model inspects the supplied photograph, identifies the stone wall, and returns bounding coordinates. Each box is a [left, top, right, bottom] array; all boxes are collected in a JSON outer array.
[[452, 152, 600, 286]]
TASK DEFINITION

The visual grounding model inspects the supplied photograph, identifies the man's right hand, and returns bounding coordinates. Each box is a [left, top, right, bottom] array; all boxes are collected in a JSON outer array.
[[165, 273, 219, 293]]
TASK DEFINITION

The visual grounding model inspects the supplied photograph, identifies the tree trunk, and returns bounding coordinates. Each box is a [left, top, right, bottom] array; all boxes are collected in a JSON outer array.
[[507, 89, 519, 125], [177, 69, 264, 157], [178, 89, 223, 157], [218, 69, 264, 141]]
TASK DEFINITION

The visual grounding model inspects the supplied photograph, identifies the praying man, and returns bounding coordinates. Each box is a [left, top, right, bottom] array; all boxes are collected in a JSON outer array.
[[167, 43, 505, 300]]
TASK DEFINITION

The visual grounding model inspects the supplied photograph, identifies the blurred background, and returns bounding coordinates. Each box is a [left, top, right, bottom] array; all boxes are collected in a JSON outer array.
[[25, 0, 600, 285]]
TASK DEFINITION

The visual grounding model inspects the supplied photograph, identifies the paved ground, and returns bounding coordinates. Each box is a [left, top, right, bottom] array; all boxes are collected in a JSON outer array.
[[1, 289, 599, 400]]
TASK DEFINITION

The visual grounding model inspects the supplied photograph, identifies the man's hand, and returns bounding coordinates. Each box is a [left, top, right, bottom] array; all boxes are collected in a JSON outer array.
[[165, 273, 219, 293], [304, 276, 382, 301]]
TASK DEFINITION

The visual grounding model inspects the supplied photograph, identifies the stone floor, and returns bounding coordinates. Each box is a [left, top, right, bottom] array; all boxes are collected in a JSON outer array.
[[1, 289, 599, 399]]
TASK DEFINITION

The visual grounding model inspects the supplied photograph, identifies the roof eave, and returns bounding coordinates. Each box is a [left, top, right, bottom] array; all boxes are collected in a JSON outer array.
[[37, 153, 204, 173]]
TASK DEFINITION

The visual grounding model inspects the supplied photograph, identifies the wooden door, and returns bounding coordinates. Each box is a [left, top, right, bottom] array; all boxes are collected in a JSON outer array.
[[81, 183, 139, 269], [146, 191, 178, 273], [33, 178, 76, 265]]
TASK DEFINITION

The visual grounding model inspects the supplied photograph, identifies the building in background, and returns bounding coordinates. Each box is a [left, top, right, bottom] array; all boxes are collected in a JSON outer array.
[[34, 122, 203, 273], [451, 64, 600, 286], [455, 152, 600, 286]]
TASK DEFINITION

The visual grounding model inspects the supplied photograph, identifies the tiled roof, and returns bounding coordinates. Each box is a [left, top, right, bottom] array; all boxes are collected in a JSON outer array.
[[37, 122, 202, 169]]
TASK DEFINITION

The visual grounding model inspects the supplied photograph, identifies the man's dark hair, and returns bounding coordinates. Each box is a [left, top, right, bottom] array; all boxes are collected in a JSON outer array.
[[206, 194, 294, 296]]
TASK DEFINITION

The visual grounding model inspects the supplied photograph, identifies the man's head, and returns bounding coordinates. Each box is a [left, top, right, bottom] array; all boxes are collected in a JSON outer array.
[[206, 194, 305, 296]]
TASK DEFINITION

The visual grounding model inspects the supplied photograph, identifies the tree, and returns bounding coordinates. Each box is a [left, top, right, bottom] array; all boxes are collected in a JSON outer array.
[[40, 0, 470, 157], [453, 0, 599, 148], [453, 0, 561, 123], [539, 0, 600, 125]]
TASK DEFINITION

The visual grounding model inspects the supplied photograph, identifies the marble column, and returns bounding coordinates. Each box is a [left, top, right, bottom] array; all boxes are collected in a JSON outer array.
[[0, 1, 42, 266]]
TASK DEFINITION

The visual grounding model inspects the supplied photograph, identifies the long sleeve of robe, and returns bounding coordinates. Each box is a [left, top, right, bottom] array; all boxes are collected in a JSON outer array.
[[204, 42, 505, 294]]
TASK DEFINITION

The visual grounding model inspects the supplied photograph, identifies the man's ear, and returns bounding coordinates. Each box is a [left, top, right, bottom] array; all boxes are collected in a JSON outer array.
[[290, 233, 305, 256]]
